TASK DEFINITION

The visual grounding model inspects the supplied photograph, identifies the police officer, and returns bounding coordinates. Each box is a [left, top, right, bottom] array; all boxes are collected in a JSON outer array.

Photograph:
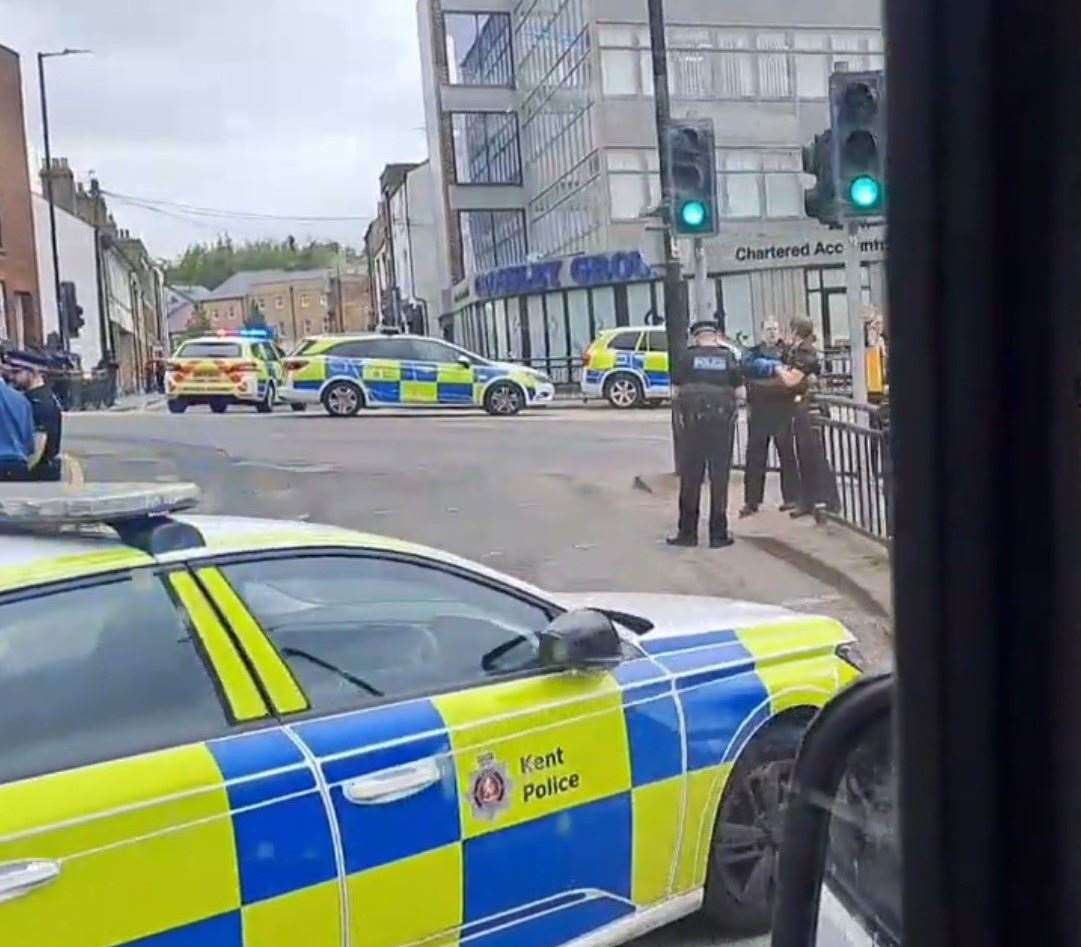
[[11, 356, 63, 482], [740, 319, 800, 517], [777, 317, 840, 517], [668, 320, 745, 549]]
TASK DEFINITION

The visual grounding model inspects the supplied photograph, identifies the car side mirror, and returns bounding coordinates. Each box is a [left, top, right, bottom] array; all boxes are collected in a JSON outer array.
[[538, 609, 622, 672], [773, 674, 900, 947], [457, 355, 472, 369]]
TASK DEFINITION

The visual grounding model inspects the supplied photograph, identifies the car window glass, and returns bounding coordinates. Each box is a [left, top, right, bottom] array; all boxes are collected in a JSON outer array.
[[409, 340, 460, 363], [609, 331, 642, 351], [646, 331, 667, 353], [177, 342, 242, 359], [221, 555, 555, 713], [365, 338, 413, 360], [0, 575, 229, 783], [329, 340, 377, 359]]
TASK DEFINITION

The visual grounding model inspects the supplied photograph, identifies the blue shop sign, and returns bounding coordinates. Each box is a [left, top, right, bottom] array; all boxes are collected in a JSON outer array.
[[474, 251, 654, 300]]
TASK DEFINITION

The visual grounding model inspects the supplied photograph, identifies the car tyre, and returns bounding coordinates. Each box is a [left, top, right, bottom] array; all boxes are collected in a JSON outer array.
[[484, 381, 525, 417], [702, 718, 807, 937], [167, 399, 188, 415], [290, 403, 307, 413], [256, 383, 275, 414], [210, 398, 229, 414], [604, 373, 644, 410], [322, 381, 364, 418]]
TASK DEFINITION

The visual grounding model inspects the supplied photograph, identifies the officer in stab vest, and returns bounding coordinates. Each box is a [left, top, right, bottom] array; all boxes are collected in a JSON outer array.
[[668, 321, 746, 549]]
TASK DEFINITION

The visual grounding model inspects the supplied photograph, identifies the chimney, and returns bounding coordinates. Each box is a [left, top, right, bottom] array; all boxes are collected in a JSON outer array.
[[40, 157, 76, 214]]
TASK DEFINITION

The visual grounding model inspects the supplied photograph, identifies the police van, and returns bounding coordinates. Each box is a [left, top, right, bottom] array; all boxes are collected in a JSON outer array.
[[0, 483, 860, 947], [165, 330, 283, 415], [281, 333, 555, 417]]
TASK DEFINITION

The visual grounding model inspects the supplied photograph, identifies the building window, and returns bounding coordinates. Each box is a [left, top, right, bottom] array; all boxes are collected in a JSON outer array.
[[256, 297, 266, 310], [444, 12, 514, 87], [276, 296, 285, 309], [300, 294, 310, 308], [303, 319, 312, 335], [452, 112, 522, 185], [458, 209, 527, 276], [320, 294, 328, 306]]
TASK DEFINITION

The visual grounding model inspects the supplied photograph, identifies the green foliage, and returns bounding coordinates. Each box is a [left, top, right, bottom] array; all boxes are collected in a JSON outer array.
[[166, 236, 352, 290]]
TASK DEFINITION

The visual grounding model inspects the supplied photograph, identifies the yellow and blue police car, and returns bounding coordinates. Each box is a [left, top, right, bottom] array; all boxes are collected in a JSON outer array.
[[165, 331, 284, 415], [581, 328, 672, 409], [0, 484, 860, 947], [281, 333, 555, 418]]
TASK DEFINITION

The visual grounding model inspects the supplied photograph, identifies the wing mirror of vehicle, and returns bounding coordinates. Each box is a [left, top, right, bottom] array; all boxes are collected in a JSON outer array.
[[772, 674, 900, 947], [457, 355, 472, 369], [538, 609, 622, 672]]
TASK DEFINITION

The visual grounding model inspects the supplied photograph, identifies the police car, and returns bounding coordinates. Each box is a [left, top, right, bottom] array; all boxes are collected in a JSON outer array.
[[165, 331, 284, 415], [581, 328, 745, 409], [280, 333, 555, 417], [0, 484, 860, 947]]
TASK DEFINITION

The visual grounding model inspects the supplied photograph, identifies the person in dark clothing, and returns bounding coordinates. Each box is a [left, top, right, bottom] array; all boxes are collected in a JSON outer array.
[[668, 321, 746, 549], [0, 371, 35, 481], [12, 360, 63, 482], [777, 317, 840, 518], [740, 319, 800, 517]]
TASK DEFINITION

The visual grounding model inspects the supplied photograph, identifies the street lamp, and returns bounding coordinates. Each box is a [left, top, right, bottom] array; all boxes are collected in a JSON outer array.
[[38, 48, 91, 351]]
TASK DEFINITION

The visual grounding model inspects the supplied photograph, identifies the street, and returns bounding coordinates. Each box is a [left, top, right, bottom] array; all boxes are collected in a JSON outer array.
[[66, 402, 888, 947]]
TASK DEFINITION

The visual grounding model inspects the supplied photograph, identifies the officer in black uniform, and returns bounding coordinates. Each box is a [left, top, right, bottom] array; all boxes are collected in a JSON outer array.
[[668, 321, 745, 549], [11, 355, 63, 482], [740, 319, 800, 517], [781, 317, 839, 517]]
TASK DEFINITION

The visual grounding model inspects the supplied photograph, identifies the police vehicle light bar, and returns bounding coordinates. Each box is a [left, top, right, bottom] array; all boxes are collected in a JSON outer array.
[[214, 328, 275, 340], [0, 483, 200, 527]]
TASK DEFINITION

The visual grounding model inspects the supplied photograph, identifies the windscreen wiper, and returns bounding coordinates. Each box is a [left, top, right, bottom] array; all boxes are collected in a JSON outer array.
[[281, 647, 383, 697]]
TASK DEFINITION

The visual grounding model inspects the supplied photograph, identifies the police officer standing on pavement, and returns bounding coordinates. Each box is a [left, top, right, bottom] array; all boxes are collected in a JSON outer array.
[[668, 320, 746, 549], [740, 319, 800, 518], [11, 355, 63, 482], [0, 365, 35, 481]]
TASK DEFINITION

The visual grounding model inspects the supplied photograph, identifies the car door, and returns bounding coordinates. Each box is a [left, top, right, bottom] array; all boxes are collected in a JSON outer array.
[[642, 330, 672, 397], [212, 550, 685, 947], [0, 567, 343, 947], [407, 339, 476, 407]]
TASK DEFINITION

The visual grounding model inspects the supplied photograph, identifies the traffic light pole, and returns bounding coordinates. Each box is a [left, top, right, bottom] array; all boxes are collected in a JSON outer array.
[[647, 0, 687, 473], [845, 220, 869, 404], [692, 237, 709, 322]]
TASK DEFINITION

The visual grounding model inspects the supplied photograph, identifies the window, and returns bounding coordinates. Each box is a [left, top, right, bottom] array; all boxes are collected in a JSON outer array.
[[721, 274, 755, 347], [0, 576, 229, 783], [452, 112, 522, 184], [302, 319, 312, 335], [300, 294, 311, 308], [720, 151, 762, 218], [459, 209, 528, 275], [221, 556, 554, 712], [320, 294, 328, 306], [444, 12, 514, 87], [609, 331, 641, 351], [402, 339, 461, 363], [276, 296, 285, 309], [177, 341, 242, 359], [645, 329, 668, 353]]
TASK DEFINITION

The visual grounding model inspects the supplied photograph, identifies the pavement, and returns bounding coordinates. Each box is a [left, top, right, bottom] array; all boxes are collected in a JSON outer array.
[[62, 401, 893, 947]]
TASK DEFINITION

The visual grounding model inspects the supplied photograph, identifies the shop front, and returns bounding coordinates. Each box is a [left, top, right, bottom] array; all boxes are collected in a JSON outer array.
[[442, 224, 887, 385]]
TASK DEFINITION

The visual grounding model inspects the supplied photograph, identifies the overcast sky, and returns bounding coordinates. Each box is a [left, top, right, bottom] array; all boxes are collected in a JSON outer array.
[[1, 0, 427, 259]]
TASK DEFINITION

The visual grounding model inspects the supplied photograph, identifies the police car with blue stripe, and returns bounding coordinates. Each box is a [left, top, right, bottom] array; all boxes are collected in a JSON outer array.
[[0, 484, 861, 947]]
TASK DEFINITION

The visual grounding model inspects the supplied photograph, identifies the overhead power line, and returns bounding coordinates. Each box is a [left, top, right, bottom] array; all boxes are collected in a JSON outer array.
[[100, 189, 374, 223]]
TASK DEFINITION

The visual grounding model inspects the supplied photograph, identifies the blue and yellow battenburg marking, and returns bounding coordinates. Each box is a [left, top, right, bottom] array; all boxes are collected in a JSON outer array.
[[0, 615, 854, 947], [583, 346, 670, 395], [290, 350, 540, 408]]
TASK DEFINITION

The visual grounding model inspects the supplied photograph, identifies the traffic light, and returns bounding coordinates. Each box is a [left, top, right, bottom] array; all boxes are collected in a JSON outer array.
[[830, 71, 887, 217], [665, 119, 718, 237], [59, 281, 84, 339], [802, 129, 839, 227]]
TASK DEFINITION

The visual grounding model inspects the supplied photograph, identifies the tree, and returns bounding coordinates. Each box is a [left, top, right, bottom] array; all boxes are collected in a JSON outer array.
[[166, 236, 358, 290]]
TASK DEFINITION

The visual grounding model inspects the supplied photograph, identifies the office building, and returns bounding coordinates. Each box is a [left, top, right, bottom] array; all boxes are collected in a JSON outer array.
[[416, 0, 884, 377]]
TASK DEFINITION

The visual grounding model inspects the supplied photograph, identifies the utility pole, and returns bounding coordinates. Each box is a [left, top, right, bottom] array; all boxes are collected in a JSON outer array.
[[38, 49, 90, 352], [692, 238, 709, 322], [288, 285, 299, 345], [845, 222, 869, 404]]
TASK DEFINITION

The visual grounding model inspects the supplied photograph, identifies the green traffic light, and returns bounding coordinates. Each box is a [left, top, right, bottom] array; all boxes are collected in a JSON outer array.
[[680, 200, 708, 229], [849, 175, 882, 209]]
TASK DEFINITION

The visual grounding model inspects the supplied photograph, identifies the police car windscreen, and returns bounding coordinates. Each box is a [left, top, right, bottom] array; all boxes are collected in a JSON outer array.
[[178, 342, 243, 359]]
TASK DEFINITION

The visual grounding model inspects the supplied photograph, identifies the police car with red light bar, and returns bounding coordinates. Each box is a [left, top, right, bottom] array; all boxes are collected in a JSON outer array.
[[0, 483, 861, 947], [165, 329, 284, 414]]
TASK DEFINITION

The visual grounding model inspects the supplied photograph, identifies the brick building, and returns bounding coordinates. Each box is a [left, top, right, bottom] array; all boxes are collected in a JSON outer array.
[[0, 44, 41, 345]]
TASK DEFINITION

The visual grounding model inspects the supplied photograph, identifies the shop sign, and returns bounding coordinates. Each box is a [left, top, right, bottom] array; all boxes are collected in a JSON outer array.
[[474, 251, 654, 300], [733, 235, 888, 265]]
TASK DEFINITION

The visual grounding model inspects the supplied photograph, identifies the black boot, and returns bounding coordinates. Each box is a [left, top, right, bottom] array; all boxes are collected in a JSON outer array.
[[666, 532, 698, 547], [710, 533, 735, 549]]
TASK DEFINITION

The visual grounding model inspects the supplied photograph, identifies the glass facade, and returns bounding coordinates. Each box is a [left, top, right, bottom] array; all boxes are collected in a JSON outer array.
[[598, 25, 884, 99], [607, 147, 804, 222], [452, 112, 522, 184], [459, 209, 528, 275], [445, 12, 514, 86], [515, 0, 603, 259]]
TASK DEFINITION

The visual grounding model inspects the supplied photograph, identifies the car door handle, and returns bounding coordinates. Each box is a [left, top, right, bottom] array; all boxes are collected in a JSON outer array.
[[0, 860, 60, 903], [343, 758, 441, 805]]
